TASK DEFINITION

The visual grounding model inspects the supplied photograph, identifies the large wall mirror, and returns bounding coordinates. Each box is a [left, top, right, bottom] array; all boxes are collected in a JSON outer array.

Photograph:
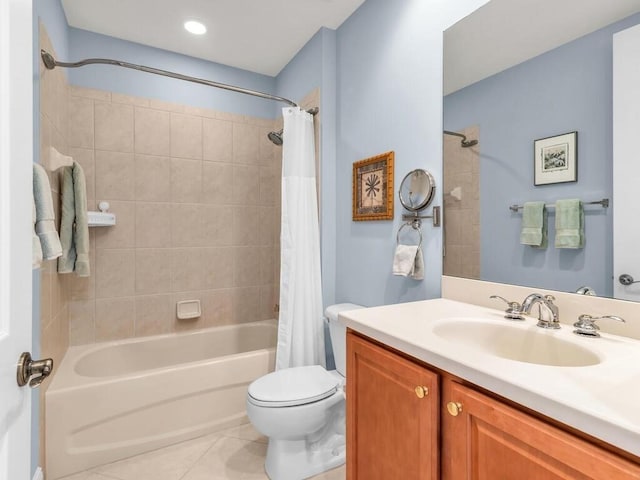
[[443, 0, 640, 301]]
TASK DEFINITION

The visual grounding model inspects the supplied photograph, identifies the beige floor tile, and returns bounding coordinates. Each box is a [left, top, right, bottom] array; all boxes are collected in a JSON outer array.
[[181, 437, 268, 480], [310, 465, 346, 480], [219, 423, 268, 444], [58, 471, 121, 480], [62, 427, 344, 480], [92, 434, 218, 480]]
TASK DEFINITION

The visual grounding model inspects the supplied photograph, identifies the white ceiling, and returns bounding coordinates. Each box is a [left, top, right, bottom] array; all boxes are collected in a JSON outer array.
[[61, 0, 366, 77], [444, 0, 640, 95]]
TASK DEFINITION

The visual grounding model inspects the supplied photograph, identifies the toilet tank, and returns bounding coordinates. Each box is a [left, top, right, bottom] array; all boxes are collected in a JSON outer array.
[[325, 303, 364, 376]]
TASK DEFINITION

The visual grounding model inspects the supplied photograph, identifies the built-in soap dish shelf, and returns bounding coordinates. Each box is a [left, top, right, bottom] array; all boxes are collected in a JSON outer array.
[[176, 300, 201, 320], [88, 201, 116, 227]]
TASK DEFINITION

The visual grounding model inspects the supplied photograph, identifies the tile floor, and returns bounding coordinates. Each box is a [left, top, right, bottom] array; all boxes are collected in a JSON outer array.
[[58, 423, 346, 480]]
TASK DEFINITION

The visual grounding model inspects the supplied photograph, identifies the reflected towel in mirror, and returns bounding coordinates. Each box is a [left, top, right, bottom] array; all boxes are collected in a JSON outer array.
[[520, 201, 547, 248]]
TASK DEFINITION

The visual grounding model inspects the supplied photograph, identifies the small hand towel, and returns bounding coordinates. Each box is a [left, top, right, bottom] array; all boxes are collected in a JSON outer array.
[[33, 198, 43, 269], [555, 199, 584, 248], [33, 163, 62, 260], [393, 245, 424, 280], [520, 201, 547, 248], [57, 161, 90, 276]]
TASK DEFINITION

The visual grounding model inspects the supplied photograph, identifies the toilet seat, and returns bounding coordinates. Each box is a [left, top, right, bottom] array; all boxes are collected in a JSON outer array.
[[248, 365, 340, 407]]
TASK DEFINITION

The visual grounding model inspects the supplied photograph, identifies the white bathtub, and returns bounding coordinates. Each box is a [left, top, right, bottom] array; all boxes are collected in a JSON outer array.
[[46, 320, 277, 479]]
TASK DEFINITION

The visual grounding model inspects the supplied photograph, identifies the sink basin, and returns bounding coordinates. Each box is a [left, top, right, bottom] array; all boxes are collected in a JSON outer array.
[[432, 319, 601, 367]]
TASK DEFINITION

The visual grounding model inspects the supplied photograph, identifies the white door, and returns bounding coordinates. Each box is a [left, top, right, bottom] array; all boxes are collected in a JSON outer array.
[[0, 0, 34, 479], [613, 23, 640, 301]]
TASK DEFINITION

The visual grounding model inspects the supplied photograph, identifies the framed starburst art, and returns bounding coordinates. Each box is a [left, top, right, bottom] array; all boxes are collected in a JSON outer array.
[[352, 151, 394, 221]]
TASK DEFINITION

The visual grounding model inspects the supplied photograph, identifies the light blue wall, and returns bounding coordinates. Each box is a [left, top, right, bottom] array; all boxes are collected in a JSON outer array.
[[334, 0, 487, 307], [444, 12, 640, 297], [68, 28, 277, 119]]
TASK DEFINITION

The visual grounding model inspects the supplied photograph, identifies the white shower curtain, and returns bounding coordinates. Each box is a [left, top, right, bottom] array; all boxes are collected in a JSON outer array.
[[275, 107, 325, 370]]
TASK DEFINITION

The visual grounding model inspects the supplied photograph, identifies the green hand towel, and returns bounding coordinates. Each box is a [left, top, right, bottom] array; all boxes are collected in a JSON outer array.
[[520, 201, 547, 248], [555, 199, 584, 248], [57, 162, 90, 276]]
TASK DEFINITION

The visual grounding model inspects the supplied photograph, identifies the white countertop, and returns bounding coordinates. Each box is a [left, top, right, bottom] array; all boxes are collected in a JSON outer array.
[[339, 298, 640, 457]]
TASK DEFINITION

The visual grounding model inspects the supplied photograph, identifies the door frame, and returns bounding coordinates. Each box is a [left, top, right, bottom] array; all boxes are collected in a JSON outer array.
[[0, 0, 35, 479]]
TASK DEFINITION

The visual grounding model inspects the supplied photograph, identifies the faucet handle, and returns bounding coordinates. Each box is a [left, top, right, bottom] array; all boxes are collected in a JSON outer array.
[[573, 314, 626, 337], [489, 295, 525, 321]]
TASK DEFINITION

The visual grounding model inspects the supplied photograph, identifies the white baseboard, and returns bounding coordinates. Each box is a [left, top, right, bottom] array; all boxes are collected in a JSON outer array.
[[32, 467, 44, 480]]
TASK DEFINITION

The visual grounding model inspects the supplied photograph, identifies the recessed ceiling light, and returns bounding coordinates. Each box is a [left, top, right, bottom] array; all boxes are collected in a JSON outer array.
[[184, 20, 207, 35]]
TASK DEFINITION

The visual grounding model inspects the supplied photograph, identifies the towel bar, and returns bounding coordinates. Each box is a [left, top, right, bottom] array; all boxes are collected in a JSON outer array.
[[509, 198, 609, 212]]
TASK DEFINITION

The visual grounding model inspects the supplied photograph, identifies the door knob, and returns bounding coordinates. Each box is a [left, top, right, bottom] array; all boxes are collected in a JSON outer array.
[[447, 401, 463, 416], [414, 386, 428, 398], [17, 352, 53, 388]]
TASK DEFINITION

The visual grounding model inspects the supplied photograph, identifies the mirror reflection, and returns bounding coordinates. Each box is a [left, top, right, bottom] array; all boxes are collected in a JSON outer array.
[[399, 169, 435, 212], [443, 0, 640, 300]]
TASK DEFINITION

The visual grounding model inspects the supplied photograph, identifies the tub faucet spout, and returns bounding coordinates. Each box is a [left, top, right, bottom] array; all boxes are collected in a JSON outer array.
[[522, 293, 560, 329]]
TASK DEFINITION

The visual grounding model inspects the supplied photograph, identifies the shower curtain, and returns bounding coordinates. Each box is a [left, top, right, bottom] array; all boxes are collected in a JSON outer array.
[[275, 107, 325, 370]]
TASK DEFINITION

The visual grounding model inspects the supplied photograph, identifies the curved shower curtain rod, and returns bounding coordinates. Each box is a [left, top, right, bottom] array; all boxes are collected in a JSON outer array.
[[40, 49, 312, 110], [443, 130, 478, 148]]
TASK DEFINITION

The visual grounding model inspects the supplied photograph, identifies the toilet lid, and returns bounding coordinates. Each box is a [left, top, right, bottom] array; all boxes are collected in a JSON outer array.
[[248, 365, 339, 407]]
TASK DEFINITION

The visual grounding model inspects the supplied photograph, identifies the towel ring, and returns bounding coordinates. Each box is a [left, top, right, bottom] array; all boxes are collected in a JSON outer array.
[[396, 221, 423, 248]]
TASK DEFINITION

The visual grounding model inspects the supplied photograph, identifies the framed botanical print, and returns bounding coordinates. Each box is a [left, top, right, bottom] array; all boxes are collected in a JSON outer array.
[[534, 131, 577, 186], [352, 151, 394, 221]]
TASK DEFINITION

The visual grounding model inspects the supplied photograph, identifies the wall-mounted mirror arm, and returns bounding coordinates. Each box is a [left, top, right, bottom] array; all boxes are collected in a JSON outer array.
[[402, 208, 441, 228]]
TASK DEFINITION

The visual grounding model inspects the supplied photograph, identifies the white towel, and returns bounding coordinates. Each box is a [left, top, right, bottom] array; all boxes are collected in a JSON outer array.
[[33, 163, 62, 260], [393, 245, 424, 280]]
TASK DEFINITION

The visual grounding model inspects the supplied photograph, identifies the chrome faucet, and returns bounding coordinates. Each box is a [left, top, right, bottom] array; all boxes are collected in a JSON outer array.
[[521, 293, 560, 329]]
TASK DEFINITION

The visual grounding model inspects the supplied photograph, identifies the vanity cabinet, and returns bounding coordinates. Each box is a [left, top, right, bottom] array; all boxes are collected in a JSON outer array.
[[346, 331, 640, 480], [442, 380, 640, 480], [346, 332, 439, 480]]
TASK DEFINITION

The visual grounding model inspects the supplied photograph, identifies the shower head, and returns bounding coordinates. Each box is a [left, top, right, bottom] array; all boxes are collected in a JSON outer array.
[[267, 129, 283, 146], [41, 50, 57, 70], [444, 130, 478, 148], [267, 107, 319, 146]]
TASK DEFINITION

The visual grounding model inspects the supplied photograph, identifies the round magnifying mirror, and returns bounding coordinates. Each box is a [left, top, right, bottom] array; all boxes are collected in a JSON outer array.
[[398, 169, 435, 212]]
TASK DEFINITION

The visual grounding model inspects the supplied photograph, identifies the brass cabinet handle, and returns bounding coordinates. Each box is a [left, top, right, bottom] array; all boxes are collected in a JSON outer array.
[[414, 386, 429, 398], [447, 401, 463, 416]]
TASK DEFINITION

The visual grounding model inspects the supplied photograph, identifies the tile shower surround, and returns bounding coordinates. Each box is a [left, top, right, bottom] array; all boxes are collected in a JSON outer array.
[[443, 125, 480, 279], [39, 23, 72, 468], [66, 86, 282, 345]]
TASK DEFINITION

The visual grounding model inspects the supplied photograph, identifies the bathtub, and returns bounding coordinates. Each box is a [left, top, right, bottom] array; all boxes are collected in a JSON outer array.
[[46, 320, 277, 479]]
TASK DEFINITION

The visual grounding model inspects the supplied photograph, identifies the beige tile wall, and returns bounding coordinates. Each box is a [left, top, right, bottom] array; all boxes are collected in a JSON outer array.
[[443, 125, 480, 279], [39, 23, 72, 468], [67, 86, 283, 345]]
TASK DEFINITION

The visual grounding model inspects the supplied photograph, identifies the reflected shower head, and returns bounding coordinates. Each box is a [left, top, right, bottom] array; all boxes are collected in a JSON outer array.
[[41, 50, 57, 70], [267, 129, 283, 146], [444, 130, 478, 148]]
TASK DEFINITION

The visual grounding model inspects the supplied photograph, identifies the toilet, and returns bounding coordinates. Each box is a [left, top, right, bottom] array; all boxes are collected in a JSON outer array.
[[246, 303, 363, 480]]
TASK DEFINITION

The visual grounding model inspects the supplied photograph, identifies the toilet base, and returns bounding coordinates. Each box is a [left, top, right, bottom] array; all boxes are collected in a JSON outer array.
[[264, 434, 345, 480], [263, 397, 346, 480]]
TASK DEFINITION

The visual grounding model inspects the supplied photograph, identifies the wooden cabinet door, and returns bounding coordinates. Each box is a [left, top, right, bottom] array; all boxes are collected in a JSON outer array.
[[442, 380, 640, 480], [346, 332, 439, 480]]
